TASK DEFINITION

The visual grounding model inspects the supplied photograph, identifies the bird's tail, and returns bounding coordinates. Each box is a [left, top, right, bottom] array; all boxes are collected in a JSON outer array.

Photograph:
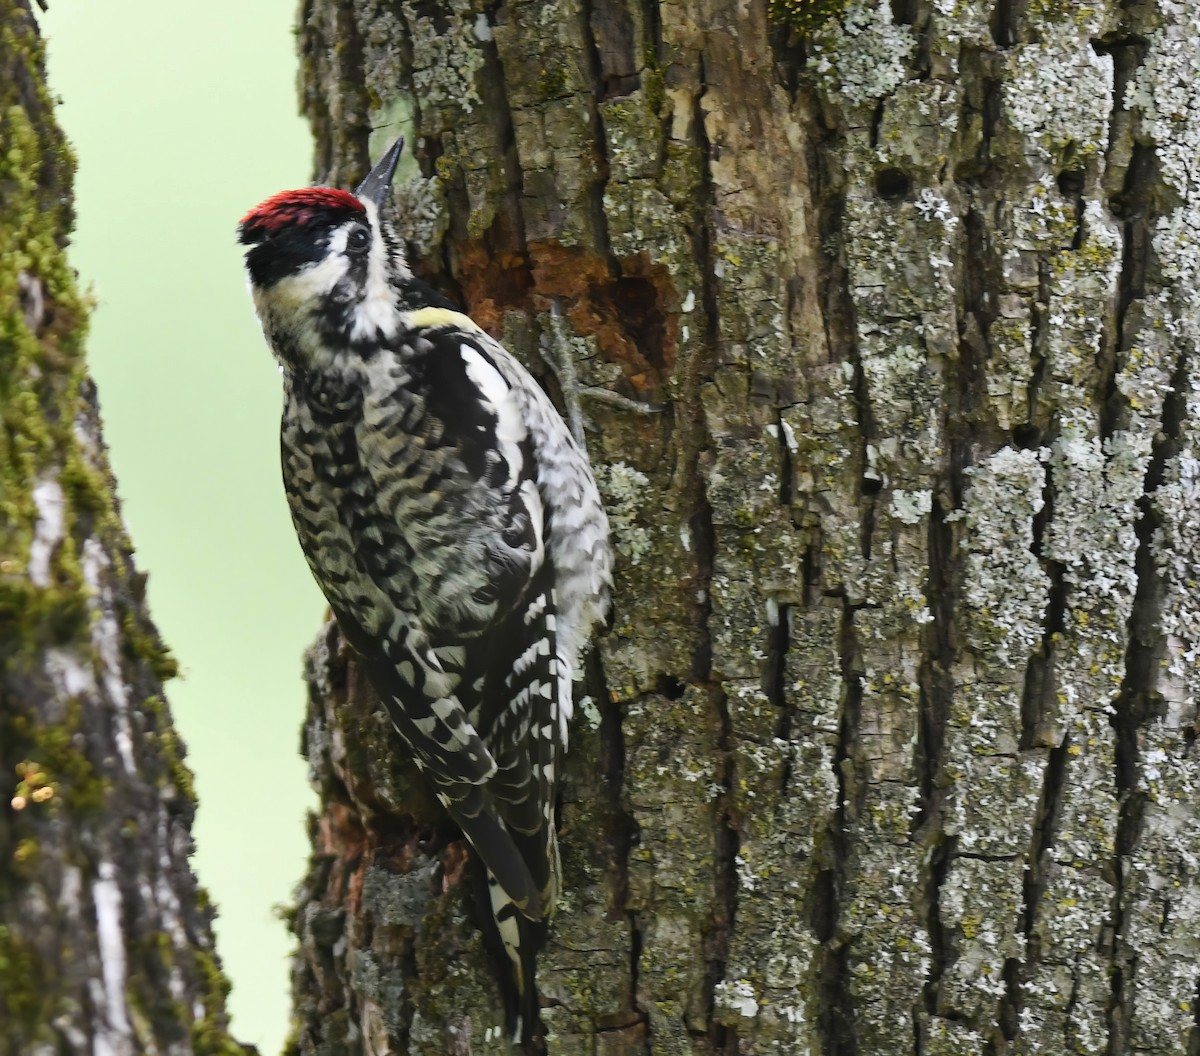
[[469, 856, 548, 1044]]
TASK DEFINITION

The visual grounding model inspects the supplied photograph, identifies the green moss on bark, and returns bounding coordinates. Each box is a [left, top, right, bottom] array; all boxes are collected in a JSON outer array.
[[767, 0, 848, 35], [0, 5, 244, 1054]]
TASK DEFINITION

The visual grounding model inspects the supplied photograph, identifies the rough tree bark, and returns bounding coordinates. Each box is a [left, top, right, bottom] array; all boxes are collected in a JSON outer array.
[[0, 5, 248, 1054], [287, 0, 1200, 1053]]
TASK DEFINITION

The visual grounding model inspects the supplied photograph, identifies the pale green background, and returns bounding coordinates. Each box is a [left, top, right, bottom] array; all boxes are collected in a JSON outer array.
[[41, 3, 322, 1052]]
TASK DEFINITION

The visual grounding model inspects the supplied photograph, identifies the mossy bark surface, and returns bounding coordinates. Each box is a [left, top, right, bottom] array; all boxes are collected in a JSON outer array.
[[0, 4, 249, 1054], [289, 0, 1200, 1053]]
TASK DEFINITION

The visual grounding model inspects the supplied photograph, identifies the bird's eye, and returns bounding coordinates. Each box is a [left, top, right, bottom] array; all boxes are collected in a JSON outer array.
[[347, 227, 370, 252]]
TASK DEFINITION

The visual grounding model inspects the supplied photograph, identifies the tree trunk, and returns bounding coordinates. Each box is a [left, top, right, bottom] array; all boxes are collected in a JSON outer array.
[[287, 0, 1200, 1053], [0, 5, 249, 1054]]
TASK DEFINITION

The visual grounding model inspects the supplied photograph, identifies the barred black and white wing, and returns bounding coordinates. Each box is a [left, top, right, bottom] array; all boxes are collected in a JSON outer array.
[[279, 308, 609, 1036]]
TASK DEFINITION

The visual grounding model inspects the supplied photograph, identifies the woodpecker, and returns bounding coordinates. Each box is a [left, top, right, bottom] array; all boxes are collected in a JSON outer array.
[[237, 138, 611, 1041]]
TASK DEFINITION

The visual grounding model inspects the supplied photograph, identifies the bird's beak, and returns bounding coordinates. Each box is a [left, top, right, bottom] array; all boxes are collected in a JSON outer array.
[[355, 137, 405, 211]]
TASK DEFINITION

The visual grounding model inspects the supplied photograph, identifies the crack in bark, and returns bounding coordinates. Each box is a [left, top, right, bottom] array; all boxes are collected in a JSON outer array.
[[577, 0, 617, 260], [960, 206, 998, 362], [915, 462, 962, 1021], [587, 647, 649, 1047], [766, 15, 810, 102], [769, 599, 794, 797], [776, 408, 795, 508], [989, 0, 1027, 50], [1090, 29, 1175, 1055], [922, 832, 957, 1026], [988, 441, 1071, 1047], [1060, 954, 1085, 1051], [709, 679, 741, 1056], [1107, 348, 1188, 1055], [954, 55, 1005, 186], [915, 494, 955, 833], [1014, 255, 1051, 447], [442, 0, 533, 324], [1104, 153, 1153, 431], [869, 100, 886, 151], [914, 52, 1018, 1038], [813, 598, 862, 1056], [802, 79, 879, 1052], [666, 51, 741, 1051], [687, 47, 721, 670], [1190, 973, 1200, 1056], [586, 0, 640, 100], [1097, 36, 1151, 444], [996, 732, 1072, 1048], [816, 123, 880, 574], [1021, 456, 1066, 749], [472, 5, 528, 251], [691, 470, 739, 1051], [1059, 165, 1087, 251], [634, 0, 668, 188]]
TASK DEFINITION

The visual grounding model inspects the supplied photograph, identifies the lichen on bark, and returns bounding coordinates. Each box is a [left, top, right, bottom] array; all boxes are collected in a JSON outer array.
[[0, 4, 248, 1053], [286, 0, 1200, 1052]]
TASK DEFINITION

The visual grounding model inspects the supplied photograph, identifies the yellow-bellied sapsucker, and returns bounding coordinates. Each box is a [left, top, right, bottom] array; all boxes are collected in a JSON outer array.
[[237, 139, 612, 1041]]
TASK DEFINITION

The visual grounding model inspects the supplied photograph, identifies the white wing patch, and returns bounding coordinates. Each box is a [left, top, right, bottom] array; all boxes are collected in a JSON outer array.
[[461, 344, 528, 489], [519, 478, 545, 559]]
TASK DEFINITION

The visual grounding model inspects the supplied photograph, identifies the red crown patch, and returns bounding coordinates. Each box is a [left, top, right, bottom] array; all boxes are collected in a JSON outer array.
[[239, 187, 365, 239]]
